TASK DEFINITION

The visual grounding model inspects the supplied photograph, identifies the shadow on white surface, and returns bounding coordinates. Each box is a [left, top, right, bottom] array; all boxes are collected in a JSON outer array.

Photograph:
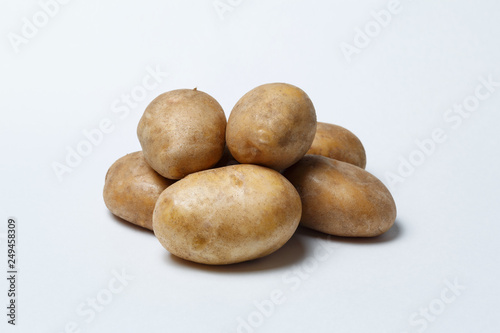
[[166, 233, 308, 273], [108, 211, 155, 235], [108, 209, 401, 273], [296, 220, 403, 244]]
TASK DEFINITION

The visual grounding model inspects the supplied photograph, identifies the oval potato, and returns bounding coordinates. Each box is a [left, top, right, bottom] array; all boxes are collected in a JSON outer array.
[[283, 155, 396, 237], [307, 122, 367, 169], [103, 151, 175, 230], [226, 83, 317, 170], [153, 164, 302, 265], [137, 88, 226, 179]]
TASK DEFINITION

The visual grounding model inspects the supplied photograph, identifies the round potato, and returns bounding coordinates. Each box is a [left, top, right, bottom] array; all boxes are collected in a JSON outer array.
[[307, 122, 367, 169], [103, 151, 175, 230], [283, 155, 396, 237], [153, 164, 302, 265], [226, 83, 317, 170], [137, 88, 226, 179]]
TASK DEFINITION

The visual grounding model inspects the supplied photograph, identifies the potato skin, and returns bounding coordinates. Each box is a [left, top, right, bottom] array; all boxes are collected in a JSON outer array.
[[283, 155, 396, 237], [153, 164, 302, 265], [226, 83, 317, 171], [137, 89, 226, 179], [307, 122, 367, 169], [103, 151, 175, 230]]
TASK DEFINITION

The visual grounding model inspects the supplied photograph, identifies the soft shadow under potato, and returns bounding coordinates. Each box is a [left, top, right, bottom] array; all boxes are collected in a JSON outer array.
[[108, 211, 154, 236], [165, 233, 307, 273], [297, 219, 403, 244]]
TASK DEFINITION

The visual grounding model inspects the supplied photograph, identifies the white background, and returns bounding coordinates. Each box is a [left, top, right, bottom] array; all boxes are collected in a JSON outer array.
[[1, 0, 500, 332]]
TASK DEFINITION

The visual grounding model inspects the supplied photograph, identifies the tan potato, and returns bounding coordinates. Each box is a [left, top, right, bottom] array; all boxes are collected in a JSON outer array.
[[307, 122, 367, 169], [103, 151, 175, 230], [226, 83, 317, 171], [283, 155, 396, 237], [153, 164, 301, 265], [137, 88, 226, 179]]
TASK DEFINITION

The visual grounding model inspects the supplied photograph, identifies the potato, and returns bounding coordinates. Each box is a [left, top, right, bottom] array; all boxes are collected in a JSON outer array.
[[103, 151, 175, 230], [307, 122, 367, 169], [226, 83, 317, 170], [137, 88, 226, 179], [283, 155, 396, 237], [153, 164, 301, 265]]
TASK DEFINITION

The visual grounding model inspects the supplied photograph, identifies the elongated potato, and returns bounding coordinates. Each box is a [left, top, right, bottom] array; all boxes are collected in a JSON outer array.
[[226, 83, 317, 170], [283, 155, 396, 237], [153, 164, 301, 265], [137, 88, 226, 179], [307, 122, 366, 169], [103, 151, 175, 230]]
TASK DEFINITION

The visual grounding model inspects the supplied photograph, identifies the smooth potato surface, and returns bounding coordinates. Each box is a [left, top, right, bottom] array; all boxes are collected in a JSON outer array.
[[283, 155, 396, 237], [307, 122, 367, 169], [226, 83, 317, 170], [137, 89, 226, 179], [153, 164, 302, 265], [103, 151, 175, 230]]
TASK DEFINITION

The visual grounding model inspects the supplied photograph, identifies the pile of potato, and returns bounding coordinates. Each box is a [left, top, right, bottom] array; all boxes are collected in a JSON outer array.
[[103, 83, 397, 265]]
